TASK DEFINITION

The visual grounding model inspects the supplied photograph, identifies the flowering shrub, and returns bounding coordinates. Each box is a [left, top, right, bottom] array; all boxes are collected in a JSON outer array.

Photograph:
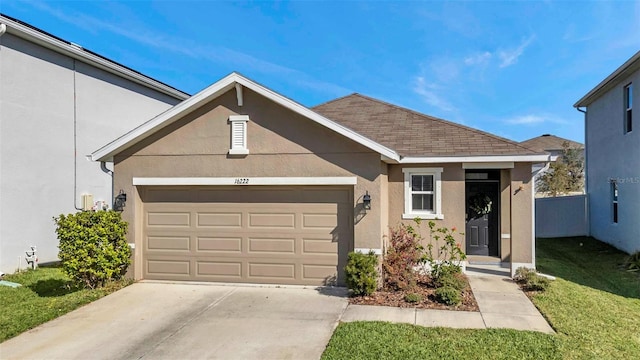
[[382, 223, 423, 291], [423, 221, 467, 279]]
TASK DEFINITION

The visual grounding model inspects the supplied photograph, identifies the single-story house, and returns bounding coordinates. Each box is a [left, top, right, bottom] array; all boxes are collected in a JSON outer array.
[[91, 73, 550, 286]]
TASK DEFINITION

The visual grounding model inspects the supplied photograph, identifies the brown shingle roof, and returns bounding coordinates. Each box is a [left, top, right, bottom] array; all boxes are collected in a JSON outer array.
[[313, 93, 544, 157], [520, 134, 583, 152]]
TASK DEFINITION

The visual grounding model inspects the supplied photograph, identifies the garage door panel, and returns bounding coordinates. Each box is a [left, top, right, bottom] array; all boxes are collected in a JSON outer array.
[[147, 259, 191, 276], [248, 263, 295, 279], [302, 213, 338, 229], [147, 236, 191, 251], [302, 238, 338, 254], [197, 237, 242, 252], [248, 213, 295, 228], [196, 261, 242, 278], [142, 186, 352, 285], [302, 265, 337, 281], [147, 212, 191, 227], [196, 212, 242, 228], [248, 237, 295, 253]]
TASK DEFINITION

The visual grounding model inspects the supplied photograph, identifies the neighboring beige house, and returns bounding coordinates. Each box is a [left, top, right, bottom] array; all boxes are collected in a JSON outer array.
[[520, 134, 584, 197], [92, 73, 550, 285]]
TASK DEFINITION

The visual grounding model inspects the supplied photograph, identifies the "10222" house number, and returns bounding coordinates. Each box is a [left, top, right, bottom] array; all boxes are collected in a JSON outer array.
[[234, 178, 249, 184]]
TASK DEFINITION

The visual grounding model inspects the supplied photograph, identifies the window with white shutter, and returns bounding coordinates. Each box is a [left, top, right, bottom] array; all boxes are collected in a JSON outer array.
[[228, 115, 249, 155]]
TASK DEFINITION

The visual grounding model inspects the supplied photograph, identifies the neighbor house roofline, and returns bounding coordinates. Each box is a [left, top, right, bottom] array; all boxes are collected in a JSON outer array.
[[574, 50, 640, 108], [0, 13, 190, 101]]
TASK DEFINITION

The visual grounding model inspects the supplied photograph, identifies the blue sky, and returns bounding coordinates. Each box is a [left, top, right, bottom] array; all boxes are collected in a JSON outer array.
[[3, 1, 639, 143]]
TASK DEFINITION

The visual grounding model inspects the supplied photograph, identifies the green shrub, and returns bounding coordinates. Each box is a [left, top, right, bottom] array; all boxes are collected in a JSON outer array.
[[435, 271, 467, 291], [404, 292, 423, 303], [514, 267, 550, 292], [435, 286, 461, 306], [623, 251, 640, 272], [55, 210, 131, 289], [345, 251, 379, 296]]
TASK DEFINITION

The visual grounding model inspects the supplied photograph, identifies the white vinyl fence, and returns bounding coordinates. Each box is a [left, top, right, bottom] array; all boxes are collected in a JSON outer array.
[[535, 195, 588, 238]]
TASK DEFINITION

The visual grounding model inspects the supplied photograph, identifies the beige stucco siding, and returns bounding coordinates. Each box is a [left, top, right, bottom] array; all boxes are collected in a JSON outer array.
[[510, 162, 534, 264], [387, 164, 466, 252], [500, 169, 512, 262], [113, 88, 385, 280]]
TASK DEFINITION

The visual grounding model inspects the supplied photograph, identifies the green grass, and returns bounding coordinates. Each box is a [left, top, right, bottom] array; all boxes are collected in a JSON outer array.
[[533, 237, 640, 359], [0, 266, 131, 342], [323, 323, 560, 360], [323, 237, 640, 360]]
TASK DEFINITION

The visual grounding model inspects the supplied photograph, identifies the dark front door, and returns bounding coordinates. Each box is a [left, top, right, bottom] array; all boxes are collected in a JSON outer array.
[[465, 181, 499, 256]]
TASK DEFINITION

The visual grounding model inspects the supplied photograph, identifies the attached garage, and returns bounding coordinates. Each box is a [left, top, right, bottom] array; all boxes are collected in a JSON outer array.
[[140, 186, 353, 285]]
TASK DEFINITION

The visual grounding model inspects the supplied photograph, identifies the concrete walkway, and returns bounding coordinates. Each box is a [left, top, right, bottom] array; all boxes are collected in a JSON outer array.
[[342, 266, 555, 334]]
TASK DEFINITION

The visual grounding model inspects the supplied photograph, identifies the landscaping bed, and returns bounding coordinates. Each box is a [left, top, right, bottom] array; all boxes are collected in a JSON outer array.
[[349, 273, 479, 311]]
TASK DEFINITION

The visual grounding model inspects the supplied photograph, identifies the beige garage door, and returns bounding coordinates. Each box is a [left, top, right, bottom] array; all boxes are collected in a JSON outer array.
[[141, 186, 352, 286]]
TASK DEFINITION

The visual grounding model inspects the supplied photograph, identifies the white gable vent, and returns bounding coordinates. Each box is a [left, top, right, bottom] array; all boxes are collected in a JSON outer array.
[[228, 115, 249, 155]]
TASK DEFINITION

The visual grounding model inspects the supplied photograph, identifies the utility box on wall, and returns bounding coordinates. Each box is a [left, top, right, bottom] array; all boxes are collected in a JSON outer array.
[[81, 194, 94, 211]]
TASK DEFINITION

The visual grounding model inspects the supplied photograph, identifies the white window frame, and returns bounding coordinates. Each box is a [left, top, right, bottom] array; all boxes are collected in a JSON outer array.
[[228, 115, 249, 155], [624, 83, 633, 134], [402, 167, 443, 220]]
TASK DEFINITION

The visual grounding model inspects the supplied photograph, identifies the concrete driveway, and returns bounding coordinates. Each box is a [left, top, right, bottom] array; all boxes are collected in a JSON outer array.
[[0, 282, 348, 360]]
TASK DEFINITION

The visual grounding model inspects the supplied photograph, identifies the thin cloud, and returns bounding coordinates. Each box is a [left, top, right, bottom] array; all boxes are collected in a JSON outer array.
[[498, 35, 536, 68], [413, 77, 456, 112], [28, 0, 350, 96], [505, 114, 568, 125], [464, 51, 492, 66]]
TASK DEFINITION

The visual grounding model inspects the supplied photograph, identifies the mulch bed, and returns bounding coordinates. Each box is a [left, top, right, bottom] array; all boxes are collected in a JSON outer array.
[[349, 274, 480, 312]]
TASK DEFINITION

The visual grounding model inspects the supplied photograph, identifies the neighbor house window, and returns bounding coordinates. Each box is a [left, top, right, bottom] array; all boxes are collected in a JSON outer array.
[[402, 167, 443, 219], [611, 181, 619, 223], [228, 115, 249, 155], [624, 83, 632, 133]]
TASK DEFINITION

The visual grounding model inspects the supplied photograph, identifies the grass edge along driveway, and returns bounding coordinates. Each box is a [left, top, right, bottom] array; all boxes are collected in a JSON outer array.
[[322, 237, 640, 360], [0, 266, 130, 342]]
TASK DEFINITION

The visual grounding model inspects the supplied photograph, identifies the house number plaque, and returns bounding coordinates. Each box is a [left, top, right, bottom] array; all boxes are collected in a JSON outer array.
[[234, 178, 249, 185]]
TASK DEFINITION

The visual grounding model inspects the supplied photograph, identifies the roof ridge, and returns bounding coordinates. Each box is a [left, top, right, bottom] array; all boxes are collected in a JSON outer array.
[[345, 93, 544, 155]]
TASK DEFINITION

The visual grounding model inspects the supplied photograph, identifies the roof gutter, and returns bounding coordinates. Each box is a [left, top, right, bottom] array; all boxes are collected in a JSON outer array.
[[574, 50, 640, 108], [395, 154, 551, 164]]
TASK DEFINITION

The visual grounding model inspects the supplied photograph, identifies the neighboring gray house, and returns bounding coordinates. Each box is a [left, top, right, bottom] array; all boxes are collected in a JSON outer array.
[[574, 50, 640, 254], [0, 14, 189, 274]]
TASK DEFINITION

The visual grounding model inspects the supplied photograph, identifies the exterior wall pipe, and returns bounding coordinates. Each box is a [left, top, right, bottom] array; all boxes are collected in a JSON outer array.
[[100, 161, 114, 209], [575, 106, 589, 236]]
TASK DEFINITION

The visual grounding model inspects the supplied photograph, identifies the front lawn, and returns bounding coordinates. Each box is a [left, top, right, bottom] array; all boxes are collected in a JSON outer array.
[[0, 266, 130, 342], [323, 237, 640, 359]]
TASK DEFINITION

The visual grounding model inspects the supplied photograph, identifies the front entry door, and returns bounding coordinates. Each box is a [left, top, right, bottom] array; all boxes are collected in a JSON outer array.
[[465, 181, 499, 256]]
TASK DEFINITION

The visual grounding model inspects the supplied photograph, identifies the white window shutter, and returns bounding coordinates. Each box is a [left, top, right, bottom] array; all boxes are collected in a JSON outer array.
[[228, 115, 249, 155]]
